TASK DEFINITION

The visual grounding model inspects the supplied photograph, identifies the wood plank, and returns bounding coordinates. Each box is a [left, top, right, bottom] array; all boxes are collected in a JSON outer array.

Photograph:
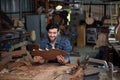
[[77, 25, 86, 47]]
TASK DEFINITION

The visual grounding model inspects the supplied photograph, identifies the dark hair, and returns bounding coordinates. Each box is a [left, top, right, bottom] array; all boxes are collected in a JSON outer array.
[[46, 23, 60, 31]]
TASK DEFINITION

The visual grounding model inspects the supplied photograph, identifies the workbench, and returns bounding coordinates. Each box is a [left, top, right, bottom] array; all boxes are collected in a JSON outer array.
[[0, 63, 84, 80]]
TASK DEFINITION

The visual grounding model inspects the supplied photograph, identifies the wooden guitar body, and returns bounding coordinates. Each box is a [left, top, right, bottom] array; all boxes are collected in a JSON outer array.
[[31, 49, 67, 60]]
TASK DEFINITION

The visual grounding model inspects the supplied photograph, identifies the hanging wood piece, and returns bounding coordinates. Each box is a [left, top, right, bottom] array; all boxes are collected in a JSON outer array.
[[85, 2, 94, 25]]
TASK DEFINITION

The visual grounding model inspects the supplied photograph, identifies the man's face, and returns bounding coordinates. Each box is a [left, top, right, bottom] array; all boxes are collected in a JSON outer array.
[[47, 28, 59, 42]]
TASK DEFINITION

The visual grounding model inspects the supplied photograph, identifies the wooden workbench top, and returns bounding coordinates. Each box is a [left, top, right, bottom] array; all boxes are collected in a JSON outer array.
[[0, 63, 84, 80]]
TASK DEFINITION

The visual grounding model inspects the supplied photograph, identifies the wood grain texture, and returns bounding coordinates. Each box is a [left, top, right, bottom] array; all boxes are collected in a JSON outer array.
[[0, 63, 84, 80], [1, 49, 27, 58], [31, 49, 67, 60]]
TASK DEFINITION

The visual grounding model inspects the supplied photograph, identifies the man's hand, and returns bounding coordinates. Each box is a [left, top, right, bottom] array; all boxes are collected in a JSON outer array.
[[57, 55, 68, 65], [33, 56, 45, 64]]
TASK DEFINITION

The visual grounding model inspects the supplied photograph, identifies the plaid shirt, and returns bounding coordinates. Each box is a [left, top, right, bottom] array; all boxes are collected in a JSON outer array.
[[39, 36, 72, 62]]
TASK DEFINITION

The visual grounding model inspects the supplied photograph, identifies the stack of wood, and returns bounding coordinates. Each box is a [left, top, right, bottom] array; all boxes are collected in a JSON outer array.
[[103, 18, 118, 26], [0, 49, 32, 71]]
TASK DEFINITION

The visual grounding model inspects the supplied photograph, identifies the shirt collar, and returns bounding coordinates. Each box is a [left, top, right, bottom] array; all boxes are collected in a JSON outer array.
[[46, 36, 61, 45]]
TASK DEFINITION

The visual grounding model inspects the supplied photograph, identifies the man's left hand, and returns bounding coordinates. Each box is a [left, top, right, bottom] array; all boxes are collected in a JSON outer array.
[[57, 55, 68, 65]]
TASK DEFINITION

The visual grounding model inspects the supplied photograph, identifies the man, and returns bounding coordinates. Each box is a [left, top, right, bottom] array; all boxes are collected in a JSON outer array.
[[34, 23, 71, 64]]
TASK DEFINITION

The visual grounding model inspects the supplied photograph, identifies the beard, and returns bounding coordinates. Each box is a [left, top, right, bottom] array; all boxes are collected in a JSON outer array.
[[49, 36, 57, 43]]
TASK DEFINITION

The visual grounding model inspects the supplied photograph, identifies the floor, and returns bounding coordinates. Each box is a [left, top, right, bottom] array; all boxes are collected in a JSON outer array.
[[70, 45, 98, 63], [70, 45, 120, 80]]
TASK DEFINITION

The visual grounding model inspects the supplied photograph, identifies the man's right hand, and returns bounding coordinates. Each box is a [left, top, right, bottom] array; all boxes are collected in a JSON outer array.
[[33, 56, 45, 64]]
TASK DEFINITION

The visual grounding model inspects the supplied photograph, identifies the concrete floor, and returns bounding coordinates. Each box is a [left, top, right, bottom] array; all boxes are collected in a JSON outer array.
[[70, 45, 99, 64]]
